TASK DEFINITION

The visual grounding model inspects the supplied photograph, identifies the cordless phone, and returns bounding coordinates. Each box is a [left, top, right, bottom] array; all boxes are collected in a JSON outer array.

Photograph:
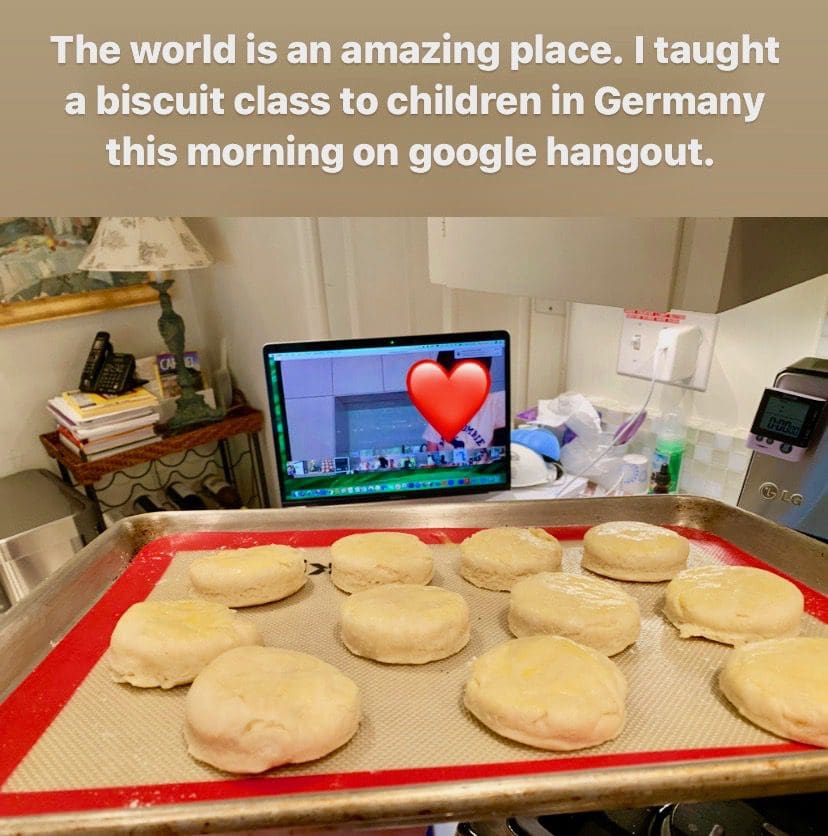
[[79, 331, 138, 395], [93, 353, 137, 395], [80, 331, 112, 392]]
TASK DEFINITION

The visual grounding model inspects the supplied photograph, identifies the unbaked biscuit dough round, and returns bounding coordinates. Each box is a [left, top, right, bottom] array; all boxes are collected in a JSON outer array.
[[340, 583, 470, 664], [460, 527, 562, 591], [184, 646, 361, 772], [107, 599, 262, 689], [464, 635, 627, 750], [720, 638, 828, 747], [189, 544, 307, 607], [329, 531, 433, 593], [508, 572, 640, 655], [664, 565, 804, 645], [581, 521, 689, 582]]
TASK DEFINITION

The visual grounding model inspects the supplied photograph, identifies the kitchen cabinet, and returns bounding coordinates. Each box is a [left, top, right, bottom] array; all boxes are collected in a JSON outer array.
[[427, 218, 828, 313], [428, 217, 684, 310]]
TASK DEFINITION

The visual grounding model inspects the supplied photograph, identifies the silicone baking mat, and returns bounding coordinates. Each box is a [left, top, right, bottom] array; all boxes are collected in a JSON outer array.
[[1, 525, 827, 817]]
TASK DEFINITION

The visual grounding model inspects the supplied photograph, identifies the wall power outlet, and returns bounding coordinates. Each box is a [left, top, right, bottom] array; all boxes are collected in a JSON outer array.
[[617, 309, 719, 391]]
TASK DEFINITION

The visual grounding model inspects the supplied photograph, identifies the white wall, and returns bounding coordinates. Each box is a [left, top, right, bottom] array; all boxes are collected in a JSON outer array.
[[186, 217, 328, 374], [565, 273, 828, 432], [317, 218, 443, 339], [0, 280, 203, 479]]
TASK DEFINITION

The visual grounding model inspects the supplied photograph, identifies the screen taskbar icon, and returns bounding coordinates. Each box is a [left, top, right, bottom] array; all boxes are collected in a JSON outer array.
[[290, 474, 503, 500]]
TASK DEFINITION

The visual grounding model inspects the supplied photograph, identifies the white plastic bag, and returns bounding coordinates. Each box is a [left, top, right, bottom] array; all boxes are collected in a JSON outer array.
[[536, 392, 602, 442]]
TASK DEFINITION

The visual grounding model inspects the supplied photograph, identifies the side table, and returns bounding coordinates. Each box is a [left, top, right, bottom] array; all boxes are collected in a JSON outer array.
[[40, 405, 271, 531]]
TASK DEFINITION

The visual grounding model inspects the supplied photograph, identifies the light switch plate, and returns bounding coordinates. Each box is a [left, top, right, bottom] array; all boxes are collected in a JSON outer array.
[[617, 309, 718, 391]]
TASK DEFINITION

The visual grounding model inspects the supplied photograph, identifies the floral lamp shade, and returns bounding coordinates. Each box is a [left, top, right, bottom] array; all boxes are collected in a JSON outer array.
[[77, 217, 213, 273]]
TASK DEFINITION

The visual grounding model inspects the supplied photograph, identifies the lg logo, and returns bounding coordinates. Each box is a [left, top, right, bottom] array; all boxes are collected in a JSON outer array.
[[759, 481, 804, 506]]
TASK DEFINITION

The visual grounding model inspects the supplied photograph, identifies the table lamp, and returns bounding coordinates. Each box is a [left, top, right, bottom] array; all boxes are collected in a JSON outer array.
[[78, 217, 224, 431]]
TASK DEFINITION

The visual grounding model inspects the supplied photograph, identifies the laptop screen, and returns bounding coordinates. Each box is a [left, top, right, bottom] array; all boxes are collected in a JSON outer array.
[[262, 331, 511, 506]]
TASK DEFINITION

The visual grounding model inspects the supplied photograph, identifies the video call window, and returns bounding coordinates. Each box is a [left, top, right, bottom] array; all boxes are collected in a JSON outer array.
[[263, 332, 510, 505]]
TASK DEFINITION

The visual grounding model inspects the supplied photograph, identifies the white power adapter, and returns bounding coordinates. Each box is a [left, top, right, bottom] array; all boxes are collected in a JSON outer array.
[[654, 324, 702, 382], [618, 311, 717, 390]]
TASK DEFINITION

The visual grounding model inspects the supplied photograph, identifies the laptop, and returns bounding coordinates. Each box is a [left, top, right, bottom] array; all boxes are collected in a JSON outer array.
[[262, 330, 511, 506]]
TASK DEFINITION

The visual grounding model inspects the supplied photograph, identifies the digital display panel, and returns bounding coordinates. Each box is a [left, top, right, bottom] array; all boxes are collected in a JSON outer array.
[[750, 386, 826, 447], [263, 332, 511, 506], [757, 395, 810, 440]]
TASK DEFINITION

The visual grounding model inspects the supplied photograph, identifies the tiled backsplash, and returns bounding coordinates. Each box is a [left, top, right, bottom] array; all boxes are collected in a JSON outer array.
[[593, 400, 751, 505]]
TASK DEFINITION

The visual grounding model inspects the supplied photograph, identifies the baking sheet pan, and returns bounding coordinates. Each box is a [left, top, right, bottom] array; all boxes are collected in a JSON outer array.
[[1, 497, 827, 834]]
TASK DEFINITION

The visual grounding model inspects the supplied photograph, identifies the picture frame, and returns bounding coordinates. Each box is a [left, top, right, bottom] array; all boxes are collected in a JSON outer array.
[[0, 217, 156, 328]]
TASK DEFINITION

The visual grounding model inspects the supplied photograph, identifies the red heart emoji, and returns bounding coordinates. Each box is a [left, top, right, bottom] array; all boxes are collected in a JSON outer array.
[[406, 359, 491, 443]]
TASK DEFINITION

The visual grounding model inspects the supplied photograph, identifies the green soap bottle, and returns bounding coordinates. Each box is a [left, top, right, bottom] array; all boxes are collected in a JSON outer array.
[[649, 412, 686, 494]]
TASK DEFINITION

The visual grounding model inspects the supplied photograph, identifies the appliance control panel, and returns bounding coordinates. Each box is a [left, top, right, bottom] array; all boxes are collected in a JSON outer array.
[[747, 386, 826, 462]]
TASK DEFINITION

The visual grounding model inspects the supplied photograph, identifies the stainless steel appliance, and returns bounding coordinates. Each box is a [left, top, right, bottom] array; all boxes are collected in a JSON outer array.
[[0, 468, 98, 608], [738, 357, 828, 541]]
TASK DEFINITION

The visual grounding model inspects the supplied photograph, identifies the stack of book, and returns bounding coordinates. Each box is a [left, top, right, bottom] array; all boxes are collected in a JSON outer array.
[[47, 388, 161, 461]]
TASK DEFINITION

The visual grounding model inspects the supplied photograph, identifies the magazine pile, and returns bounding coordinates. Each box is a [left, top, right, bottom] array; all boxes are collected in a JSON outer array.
[[135, 349, 216, 410]]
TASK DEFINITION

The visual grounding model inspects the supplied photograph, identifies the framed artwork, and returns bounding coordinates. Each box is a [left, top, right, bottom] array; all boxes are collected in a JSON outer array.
[[0, 217, 156, 328]]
